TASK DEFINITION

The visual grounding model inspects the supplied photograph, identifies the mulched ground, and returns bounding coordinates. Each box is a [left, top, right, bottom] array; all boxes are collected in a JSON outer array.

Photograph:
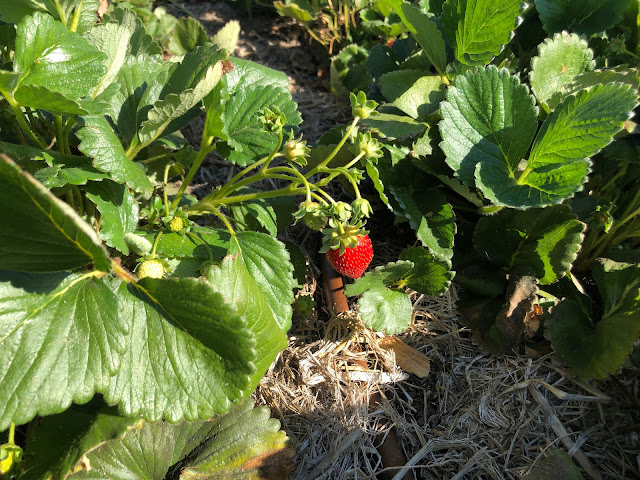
[[167, 2, 640, 478]]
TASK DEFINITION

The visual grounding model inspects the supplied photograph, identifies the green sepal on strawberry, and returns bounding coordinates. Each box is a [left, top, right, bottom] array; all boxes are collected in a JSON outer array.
[[321, 219, 374, 279]]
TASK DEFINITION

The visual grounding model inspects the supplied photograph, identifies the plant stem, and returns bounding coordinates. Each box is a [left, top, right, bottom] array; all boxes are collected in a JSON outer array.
[[261, 128, 284, 172], [52, 0, 67, 25], [170, 136, 215, 210], [69, 0, 84, 32], [54, 115, 65, 153], [210, 207, 236, 235], [305, 117, 359, 177], [2, 92, 47, 149], [163, 163, 172, 217], [8, 422, 15, 444]]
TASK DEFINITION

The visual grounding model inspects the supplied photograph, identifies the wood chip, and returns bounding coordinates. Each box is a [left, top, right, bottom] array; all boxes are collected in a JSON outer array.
[[378, 336, 431, 378]]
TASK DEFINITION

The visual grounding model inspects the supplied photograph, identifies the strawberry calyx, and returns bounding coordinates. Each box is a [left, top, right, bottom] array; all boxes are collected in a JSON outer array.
[[320, 219, 368, 255]]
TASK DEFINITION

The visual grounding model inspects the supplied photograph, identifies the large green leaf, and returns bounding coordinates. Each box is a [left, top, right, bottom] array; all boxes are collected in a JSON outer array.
[[84, 181, 139, 255], [0, 272, 127, 431], [384, 73, 446, 120], [67, 400, 291, 480], [0, 155, 110, 272], [84, 22, 132, 98], [206, 252, 288, 400], [441, 0, 524, 66], [545, 274, 640, 380], [22, 400, 136, 480], [106, 278, 256, 422], [380, 0, 447, 74], [473, 206, 584, 284], [77, 115, 153, 193], [360, 113, 427, 139], [439, 66, 538, 187], [219, 68, 302, 166], [136, 226, 230, 260], [475, 83, 638, 208], [231, 231, 295, 332], [535, 0, 632, 36], [13, 12, 106, 100], [345, 261, 414, 297], [529, 32, 594, 107], [102, 7, 163, 58], [138, 59, 224, 147]]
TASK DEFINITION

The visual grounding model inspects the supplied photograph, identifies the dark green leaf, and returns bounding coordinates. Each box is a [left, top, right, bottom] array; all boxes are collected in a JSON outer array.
[[345, 260, 414, 296], [167, 17, 207, 55], [231, 232, 295, 332], [361, 113, 427, 139], [400, 246, 454, 295], [14, 12, 106, 99], [0, 273, 127, 431], [441, 0, 524, 66], [389, 185, 456, 261], [84, 181, 139, 255], [535, 0, 632, 36], [473, 206, 584, 284], [525, 448, 585, 480], [77, 115, 153, 193], [0, 155, 110, 272], [206, 252, 288, 393], [22, 400, 135, 480], [67, 400, 290, 480], [107, 278, 256, 422], [439, 66, 538, 187]]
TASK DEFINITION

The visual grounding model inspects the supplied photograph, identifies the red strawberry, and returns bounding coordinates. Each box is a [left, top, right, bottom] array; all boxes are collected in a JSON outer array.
[[326, 234, 373, 279]]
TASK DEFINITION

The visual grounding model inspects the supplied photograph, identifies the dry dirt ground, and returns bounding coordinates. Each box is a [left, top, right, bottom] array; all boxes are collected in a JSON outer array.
[[168, 2, 640, 478]]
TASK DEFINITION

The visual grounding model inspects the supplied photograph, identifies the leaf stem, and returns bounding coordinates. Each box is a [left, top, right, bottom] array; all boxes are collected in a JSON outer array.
[[151, 231, 163, 257], [209, 207, 236, 235], [69, 0, 84, 32], [8, 422, 15, 444], [52, 0, 68, 26], [163, 163, 172, 217]]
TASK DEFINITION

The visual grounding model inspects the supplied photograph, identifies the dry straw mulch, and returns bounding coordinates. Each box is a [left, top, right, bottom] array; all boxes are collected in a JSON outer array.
[[168, 2, 640, 478]]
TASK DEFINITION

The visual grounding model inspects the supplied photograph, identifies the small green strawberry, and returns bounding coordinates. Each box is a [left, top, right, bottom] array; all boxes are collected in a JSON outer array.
[[137, 259, 166, 279], [167, 216, 185, 232]]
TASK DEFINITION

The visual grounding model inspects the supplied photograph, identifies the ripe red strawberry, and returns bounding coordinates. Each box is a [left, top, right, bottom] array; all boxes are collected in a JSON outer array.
[[326, 234, 373, 279]]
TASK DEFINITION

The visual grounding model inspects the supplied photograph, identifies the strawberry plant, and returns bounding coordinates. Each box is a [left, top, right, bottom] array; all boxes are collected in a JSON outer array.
[[0, 1, 391, 476], [288, 0, 640, 376]]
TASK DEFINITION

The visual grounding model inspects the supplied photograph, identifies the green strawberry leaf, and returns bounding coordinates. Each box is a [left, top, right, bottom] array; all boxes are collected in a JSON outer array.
[[0, 155, 110, 272], [84, 180, 139, 255], [473, 205, 584, 284], [545, 259, 640, 379], [380, 0, 447, 75], [0, 272, 127, 431], [14, 11, 106, 100], [13, 84, 90, 114], [358, 285, 413, 334], [231, 231, 295, 332], [167, 17, 207, 56], [483, 83, 639, 208], [136, 226, 231, 260], [344, 260, 414, 296], [361, 113, 427, 139], [529, 32, 594, 108], [378, 69, 429, 103], [0, 70, 20, 94], [211, 20, 241, 54], [66, 400, 291, 480], [525, 448, 586, 480], [389, 185, 456, 262], [441, 0, 525, 66], [547, 67, 640, 110], [21, 399, 136, 480], [535, 0, 632, 36], [107, 278, 256, 422], [206, 252, 288, 394], [84, 22, 132, 98], [138, 59, 224, 147], [400, 246, 454, 295], [380, 72, 445, 120], [76, 115, 153, 193], [102, 7, 163, 57], [439, 66, 538, 187], [219, 73, 302, 166]]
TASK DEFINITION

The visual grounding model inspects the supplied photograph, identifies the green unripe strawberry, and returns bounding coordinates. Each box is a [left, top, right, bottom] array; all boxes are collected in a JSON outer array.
[[137, 259, 166, 279], [167, 216, 185, 232]]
